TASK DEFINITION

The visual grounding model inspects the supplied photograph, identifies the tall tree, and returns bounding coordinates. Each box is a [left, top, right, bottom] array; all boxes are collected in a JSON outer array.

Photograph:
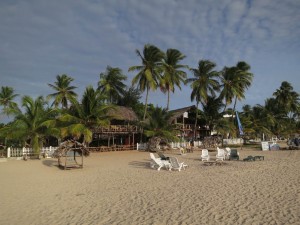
[[186, 60, 220, 138], [160, 49, 188, 110], [98, 66, 127, 104], [129, 44, 165, 120], [47, 74, 77, 109], [0, 86, 19, 116], [273, 81, 299, 118], [219, 61, 253, 112]]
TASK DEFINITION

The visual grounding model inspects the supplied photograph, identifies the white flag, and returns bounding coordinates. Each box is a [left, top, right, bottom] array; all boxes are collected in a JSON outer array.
[[183, 112, 188, 118]]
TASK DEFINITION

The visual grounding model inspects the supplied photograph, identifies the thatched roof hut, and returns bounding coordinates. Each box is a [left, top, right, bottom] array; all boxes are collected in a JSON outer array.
[[53, 140, 89, 170], [107, 106, 138, 122]]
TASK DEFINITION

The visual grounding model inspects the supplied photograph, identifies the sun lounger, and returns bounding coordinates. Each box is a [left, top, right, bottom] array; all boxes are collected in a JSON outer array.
[[168, 157, 188, 171], [149, 153, 171, 171]]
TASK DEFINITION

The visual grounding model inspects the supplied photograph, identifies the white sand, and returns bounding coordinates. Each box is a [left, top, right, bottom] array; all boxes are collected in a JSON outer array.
[[0, 149, 299, 225]]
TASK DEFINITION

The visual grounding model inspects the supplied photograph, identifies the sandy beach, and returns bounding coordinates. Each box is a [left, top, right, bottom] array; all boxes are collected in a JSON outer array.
[[0, 148, 299, 225]]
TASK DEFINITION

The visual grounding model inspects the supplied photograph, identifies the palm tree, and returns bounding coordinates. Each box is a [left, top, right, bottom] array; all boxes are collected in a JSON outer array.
[[47, 74, 77, 109], [98, 66, 127, 104], [0, 96, 56, 154], [273, 81, 299, 118], [160, 49, 188, 110], [232, 62, 253, 112], [219, 61, 253, 113], [0, 86, 19, 116], [56, 86, 113, 145], [144, 107, 179, 150], [129, 44, 165, 120], [186, 60, 220, 138]]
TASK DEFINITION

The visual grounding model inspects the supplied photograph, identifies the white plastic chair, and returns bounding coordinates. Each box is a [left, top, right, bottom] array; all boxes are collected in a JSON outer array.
[[149, 153, 171, 171], [216, 147, 225, 161], [201, 149, 210, 161], [168, 157, 188, 171]]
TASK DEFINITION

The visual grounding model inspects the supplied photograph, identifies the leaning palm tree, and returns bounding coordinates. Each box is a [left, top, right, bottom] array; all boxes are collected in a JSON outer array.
[[160, 49, 188, 110], [0, 86, 19, 116], [186, 60, 220, 138], [129, 44, 165, 120], [47, 74, 78, 109], [98, 66, 127, 104]]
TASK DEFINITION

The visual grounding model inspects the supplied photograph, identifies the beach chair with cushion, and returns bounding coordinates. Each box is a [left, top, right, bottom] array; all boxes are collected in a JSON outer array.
[[168, 157, 188, 171], [157, 151, 169, 160], [243, 155, 255, 161], [149, 153, 171, 171], [216, 147, 226, 161], [201, 149, 210, 161], [228, 149, 239, 160]]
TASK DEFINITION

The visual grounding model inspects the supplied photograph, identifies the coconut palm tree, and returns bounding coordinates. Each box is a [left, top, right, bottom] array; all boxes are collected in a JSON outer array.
[[143, 107, 179, 150], [219, 61, 253, 113], [98, 66, 127, 104], [0, 96, 57, 154], [273, 81, 299, 118], [129, 44, 165, 120], [186, 59, 220, 138], [160, 49, 188, 110], [0, 86, 19, 116], [47, 74, 77, 109], [56, 86, 113, 145]]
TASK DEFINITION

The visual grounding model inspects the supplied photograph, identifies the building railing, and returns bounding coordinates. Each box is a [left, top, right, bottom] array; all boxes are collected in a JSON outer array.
[[93, 125, 142, 134]]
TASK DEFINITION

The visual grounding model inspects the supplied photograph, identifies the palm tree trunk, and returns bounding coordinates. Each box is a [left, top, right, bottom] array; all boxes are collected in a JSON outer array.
[[143, 87, 149, 120], [167, 90, 170, 110], [194, 102, 199, 139]]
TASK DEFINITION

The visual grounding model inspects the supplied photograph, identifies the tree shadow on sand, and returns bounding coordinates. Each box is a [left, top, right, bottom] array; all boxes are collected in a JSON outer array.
[[128, 159, 151, 170]]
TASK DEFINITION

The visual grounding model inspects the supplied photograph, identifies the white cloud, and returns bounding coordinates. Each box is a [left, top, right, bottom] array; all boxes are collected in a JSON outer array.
[[0, 0, 299, 114]]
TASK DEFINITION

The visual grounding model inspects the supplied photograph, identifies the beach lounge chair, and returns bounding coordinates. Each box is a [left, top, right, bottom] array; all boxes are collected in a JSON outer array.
[[225, 147, 231, 159], [149, 153, 171, 171], [168, 157, 188, 171], [229, 149, 239, 160], [216, 147, 225, 161], [157, 151, 169, 160], [201, 149, 210, 161], [243, 155, 255, 161]]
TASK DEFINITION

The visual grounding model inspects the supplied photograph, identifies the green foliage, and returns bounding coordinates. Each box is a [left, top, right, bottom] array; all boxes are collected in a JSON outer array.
[[129, 44, 165, 120], [143, 107, 179, 142], [98, 66, 127, 104], [47, 74, 77, 109], [0, 96, 57, 153]]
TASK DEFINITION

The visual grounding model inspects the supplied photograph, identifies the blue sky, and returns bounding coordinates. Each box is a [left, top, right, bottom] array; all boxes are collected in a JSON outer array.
[[1, 0, 300, 121]]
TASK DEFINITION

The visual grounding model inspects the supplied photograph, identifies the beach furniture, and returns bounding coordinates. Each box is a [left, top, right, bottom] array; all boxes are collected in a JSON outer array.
[[228, 149, 239, 160], [243, 155, 255, 161], [254, 155, 264, 160], [201, 149, 210, 161], [157, 151, 170, 160], [149, 153, 171, 171], [225, 147, 231, 159], [168, 157, 188, 171], [216, 147, 226, 161]]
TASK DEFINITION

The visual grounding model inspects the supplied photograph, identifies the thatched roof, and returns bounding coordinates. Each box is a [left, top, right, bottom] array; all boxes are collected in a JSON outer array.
[[53, 140, 90, 158], [108, 106, 138, 121], [168, 105, 196, 122]]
